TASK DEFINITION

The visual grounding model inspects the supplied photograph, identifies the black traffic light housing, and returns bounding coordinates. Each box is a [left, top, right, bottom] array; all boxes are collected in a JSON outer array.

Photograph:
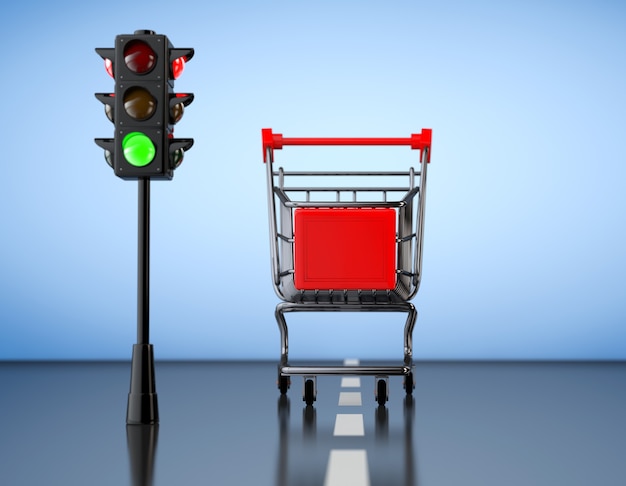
[[95, 30, 194, 180]]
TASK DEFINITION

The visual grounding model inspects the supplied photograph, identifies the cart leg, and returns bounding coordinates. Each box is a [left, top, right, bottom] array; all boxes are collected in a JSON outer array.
[[275, 305, 292, 395], [402, 304, 417, 396], [275, 304, 289, 364], [403, 303, 417, 366]]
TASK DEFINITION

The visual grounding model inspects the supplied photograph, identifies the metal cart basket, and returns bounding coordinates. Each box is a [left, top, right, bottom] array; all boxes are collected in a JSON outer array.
[[262, 128, 432, 405]]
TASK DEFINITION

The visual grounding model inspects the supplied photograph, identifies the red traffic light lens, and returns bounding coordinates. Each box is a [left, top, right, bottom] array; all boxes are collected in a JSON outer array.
[[124, 40, 156, 74], [104, 58, 114, 78], [172, 57, 185, 79]]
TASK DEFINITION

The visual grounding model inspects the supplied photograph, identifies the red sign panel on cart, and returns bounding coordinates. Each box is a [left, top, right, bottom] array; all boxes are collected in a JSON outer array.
[[294, 208, 397, 290]]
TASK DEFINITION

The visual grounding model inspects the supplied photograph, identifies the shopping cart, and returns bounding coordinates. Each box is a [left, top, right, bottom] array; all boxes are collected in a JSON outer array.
[[262, 128, 432, 405]]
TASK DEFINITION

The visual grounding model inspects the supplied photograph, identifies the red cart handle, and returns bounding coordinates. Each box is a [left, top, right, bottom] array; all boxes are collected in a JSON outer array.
[[262, 128, 432, 163]]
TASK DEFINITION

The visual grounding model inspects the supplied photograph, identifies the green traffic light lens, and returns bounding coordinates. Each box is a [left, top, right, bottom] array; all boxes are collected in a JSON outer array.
[[171, 148, 184, 168], [122, 132, 156, 167]]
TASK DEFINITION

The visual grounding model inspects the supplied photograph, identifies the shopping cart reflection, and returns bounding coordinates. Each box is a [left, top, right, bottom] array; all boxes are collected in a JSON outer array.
[[275, 393, 417, 485]]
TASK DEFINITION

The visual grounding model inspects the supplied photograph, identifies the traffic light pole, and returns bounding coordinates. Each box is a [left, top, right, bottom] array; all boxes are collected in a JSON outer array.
[[137, 177, 150, 345], [127, 178, 159, 425]]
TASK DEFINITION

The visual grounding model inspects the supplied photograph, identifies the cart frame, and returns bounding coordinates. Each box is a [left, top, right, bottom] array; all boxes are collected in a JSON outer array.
[[262, 128, 432, 405]]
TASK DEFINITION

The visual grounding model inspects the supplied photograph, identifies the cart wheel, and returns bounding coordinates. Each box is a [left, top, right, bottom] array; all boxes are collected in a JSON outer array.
[[278, 375, 290, 395], [403, 372, 414, 395], [376, 378, 388, 406], [303, 378, 316, 405]]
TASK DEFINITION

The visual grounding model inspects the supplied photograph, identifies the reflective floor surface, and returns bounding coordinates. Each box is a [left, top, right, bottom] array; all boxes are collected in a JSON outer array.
[[1, 360, 625, 485]]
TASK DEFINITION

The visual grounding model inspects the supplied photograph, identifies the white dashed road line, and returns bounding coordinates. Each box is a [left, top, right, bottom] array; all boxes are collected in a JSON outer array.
[[341, 377, 361, 388], [324, 359, 371, 486], [324, 450, 370, 486], [338, 391, 362, 406], [333, 413, 365, 436]]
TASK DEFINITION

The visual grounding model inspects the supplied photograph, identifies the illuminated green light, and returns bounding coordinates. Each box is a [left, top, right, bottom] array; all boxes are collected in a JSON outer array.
[[122, 132, 155, 167]]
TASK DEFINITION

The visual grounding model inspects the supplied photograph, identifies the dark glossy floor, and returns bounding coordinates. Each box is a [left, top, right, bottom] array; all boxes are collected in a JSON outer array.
[[1, 361, 625, 485]]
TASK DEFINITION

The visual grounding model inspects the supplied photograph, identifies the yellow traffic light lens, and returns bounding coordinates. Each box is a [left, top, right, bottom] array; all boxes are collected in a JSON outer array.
[[123, 87, 156, 121], [170, 102, 184, 123]]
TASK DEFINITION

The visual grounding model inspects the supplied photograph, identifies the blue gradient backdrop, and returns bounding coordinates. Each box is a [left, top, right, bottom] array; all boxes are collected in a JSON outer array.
[[0, 0, 624, 360]]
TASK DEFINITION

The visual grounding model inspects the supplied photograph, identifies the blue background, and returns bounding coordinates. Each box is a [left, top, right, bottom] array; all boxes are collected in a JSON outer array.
[[0, 0, 624, 360]]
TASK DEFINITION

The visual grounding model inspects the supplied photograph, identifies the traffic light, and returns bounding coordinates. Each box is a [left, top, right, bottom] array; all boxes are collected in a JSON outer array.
[[95, 30, 194, 180]]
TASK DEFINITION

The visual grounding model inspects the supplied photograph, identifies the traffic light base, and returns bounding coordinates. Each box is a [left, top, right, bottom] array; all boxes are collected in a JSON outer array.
[[126, 344, 159, 425]]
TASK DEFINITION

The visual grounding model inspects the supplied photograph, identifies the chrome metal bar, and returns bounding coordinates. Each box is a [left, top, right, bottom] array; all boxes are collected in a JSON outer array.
[[409, 147, 429, 299], [398, 233, 417, 242], [278, 167, 285, 190], [403, 304, 417, 364], [273, 187, 291, 204], [281, 187, 411, 192], [275, 306, 289, 362], [400, 186, 420, 203], [274, 171, 418, 176], [275, 302, 417, 370], [283, 201, 405, 208], [280, 365, 412, 376], [265, 147, 282, 292]]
